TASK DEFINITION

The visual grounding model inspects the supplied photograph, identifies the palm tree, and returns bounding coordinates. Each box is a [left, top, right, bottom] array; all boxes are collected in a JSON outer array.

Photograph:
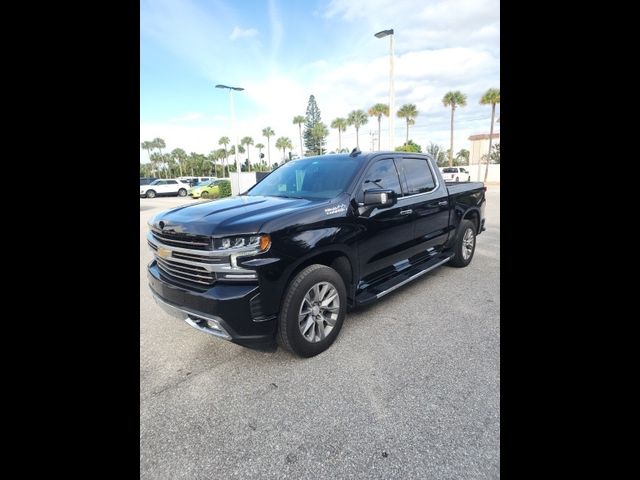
[[255, 142, 264, 159], [219, 136, 230, 177], [368, 103, 389, 151], [442, 91, 467, 167], [262, 127, 275, 168], [292, 115, 305, 157], [310, 123, 329, 155], [275, 137, 291, 161], [170, 148, 187, 177], [480, 88, 500, 182], [396, 104, 418, 147], [151, 138, 166, 177], [347, 110, 368, 149], [241, 136, 253, 171], [455, 149, 470, 166], [330, 118, 348, 152]]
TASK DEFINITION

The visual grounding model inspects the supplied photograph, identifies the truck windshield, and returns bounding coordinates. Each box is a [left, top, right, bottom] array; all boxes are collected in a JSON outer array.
[[247, 157, 361, 200]]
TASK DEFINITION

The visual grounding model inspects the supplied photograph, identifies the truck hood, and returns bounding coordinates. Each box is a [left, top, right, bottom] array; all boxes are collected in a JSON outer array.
[[150, 195, 332, 236]]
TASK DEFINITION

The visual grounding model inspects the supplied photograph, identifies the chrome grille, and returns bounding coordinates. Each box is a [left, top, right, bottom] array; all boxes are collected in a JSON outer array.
[[150, 228, 212, 250], [155, 256, 216, 285], [147, 231, 258, 287]]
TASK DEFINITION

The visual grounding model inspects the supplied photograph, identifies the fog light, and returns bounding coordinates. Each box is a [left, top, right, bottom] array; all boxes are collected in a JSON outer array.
[[206, 319, 222, 331]]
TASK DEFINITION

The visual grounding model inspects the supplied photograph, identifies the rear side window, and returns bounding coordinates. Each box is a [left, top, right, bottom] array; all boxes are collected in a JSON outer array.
[[361, 159, 402, 195], [398, 158, 436, 194], [167, 180, 178, 184]]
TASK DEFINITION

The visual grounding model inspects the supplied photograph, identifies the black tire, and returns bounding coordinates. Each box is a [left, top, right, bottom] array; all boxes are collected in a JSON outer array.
[[449, 219, 477, 268], [455, 176, 459, 182], [146, 190, 156, 199], [277, 264, 347, 357], [201, 191, 210, 198], [178, 188, 187, 197]]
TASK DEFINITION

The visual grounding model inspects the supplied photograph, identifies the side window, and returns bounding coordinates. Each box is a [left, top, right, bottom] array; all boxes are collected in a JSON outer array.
[[155, 181, 166, 185], [460, 168, 467, 173], [167, 180, 178, 185], [398, 158, 436, 194], [361, 159, 402, 195]]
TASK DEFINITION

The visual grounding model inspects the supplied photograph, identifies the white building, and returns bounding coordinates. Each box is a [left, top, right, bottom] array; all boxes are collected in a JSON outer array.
[[469, 133, 500, 165]]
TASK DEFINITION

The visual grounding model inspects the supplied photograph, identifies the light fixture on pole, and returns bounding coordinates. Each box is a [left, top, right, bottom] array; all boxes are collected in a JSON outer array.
[[374, 29, 394, 151], [215, 84, 244, 196]]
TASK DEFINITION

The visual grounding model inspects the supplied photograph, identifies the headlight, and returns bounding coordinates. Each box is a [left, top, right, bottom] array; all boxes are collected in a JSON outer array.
[[215, 234, 270, 252]]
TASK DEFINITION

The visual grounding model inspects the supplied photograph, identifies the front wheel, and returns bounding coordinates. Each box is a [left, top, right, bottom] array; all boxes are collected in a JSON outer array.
[[146, 190, 156, 198], [277, 264, 346, 357], [177, 188, 187, 197], [449, 219, 476, 268], [455, 176, 459, 182], [201, 191, 210, 198]]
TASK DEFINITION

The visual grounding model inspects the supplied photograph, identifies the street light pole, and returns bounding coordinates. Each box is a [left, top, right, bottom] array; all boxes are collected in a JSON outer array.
[[375, 29, 395, 151], [215, 84, 244, 196]]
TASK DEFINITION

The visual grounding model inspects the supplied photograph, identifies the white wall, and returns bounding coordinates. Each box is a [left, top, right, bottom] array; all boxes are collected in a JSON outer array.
[[229, 172, 258, 195], [468, 164, 500, 182]]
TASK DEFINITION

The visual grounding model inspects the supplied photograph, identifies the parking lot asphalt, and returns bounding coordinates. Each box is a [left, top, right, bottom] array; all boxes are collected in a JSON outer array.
[[140, 188, 500, 479]]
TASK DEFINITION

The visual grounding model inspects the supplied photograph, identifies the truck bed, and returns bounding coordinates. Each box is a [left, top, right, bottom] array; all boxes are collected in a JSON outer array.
[[445, 181, 485, 195]]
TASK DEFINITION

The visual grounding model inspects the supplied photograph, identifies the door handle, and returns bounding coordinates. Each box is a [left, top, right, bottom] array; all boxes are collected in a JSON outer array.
[[400, 209, 413, 215], [437, 201, 448, 206]]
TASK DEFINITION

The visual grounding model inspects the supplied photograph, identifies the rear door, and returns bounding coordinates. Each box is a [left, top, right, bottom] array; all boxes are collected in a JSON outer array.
[[164, 180, 179, 193], [355, 157, 414, 282], [396, 156, 451, 252]]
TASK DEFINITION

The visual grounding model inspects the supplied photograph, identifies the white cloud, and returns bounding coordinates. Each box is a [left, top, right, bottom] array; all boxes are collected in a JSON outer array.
[[229, 26, 258, 40]]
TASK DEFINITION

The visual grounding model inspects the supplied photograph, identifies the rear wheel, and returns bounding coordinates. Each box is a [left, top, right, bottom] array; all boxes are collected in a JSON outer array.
[[277, 264, 346, 357], [455, 176, 459, 182], [146, 190, 156, 198], [178, 188, 187, 197], [449, 219, 476, 268], [201, 191, 210, 198]]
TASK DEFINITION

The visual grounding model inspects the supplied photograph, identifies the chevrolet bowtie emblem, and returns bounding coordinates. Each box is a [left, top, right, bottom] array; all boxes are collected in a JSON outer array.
[[157, 247, 172, 258]]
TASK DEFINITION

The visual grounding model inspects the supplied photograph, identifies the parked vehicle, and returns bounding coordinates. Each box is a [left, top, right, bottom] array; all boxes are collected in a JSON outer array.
[[140, 177, 157, 186], [188, 179, 230, 199], [147, 151, 486, 357], [140, 179, 190, 198], [440, 167, 471, 182], [179, 176, 216, 187]]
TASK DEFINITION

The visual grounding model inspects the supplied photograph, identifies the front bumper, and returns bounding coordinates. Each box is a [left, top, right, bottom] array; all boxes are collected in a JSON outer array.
[[147, 262, 277, 351]]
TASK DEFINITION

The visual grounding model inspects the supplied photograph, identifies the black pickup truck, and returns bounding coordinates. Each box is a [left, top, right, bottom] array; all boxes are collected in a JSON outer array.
[[147, 150, 486, 357]]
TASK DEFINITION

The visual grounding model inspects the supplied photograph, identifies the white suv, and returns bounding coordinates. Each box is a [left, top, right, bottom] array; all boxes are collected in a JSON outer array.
[[440, 167, 471, 182], [140, 179, 190, 198]]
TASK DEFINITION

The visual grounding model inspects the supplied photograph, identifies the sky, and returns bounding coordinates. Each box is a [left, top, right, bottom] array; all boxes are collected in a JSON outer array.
[[140, 0, 500, 163]]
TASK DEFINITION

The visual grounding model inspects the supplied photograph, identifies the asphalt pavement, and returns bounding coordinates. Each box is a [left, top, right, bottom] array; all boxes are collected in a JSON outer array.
[[140, 187, 500, 479]]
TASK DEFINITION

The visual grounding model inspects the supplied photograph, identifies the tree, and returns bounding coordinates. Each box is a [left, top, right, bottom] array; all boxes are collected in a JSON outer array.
[[396, 104, 418, 147], [455, 148, 470, 166], [152, 138, 167, 177], [347, 110, 368, 149], [442, 91, 467, 166], [170, 148, 187, 177], [219, 136, 230, 177], [292, 115, 305, 158], [303, 95, 323, 155], [241, 136, 254, 171], [275, 136, 293, 161], [255, 142, 265, 162], [489, 143, 500, 164], [310, 123, 329, 155], [330, 118, 348, 152], [395, 140, 422, 153], [262, 127, 275, 168], [368, 103, 389, 151], [426, 142, 448, 167], [141, 141, 154, 163], [480, 88, 500, 181]]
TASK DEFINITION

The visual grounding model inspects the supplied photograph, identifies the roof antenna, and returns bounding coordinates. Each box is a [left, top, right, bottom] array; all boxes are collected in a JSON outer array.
[[350, 147, 361, 157]]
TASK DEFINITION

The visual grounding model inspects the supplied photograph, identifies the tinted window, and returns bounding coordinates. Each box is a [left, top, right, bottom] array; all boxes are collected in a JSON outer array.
[[166, 180, 178, 184], [247, 156, 361, 200], [150, 180, 164, 185], [442, 167, 456, 173], [398, 158, 436, 194], [362, 159, 402, 194], [460, 168, 467, 173]]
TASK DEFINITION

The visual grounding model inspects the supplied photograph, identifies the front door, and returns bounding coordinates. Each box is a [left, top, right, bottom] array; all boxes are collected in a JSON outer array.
[[354, 157, 414, 284]]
